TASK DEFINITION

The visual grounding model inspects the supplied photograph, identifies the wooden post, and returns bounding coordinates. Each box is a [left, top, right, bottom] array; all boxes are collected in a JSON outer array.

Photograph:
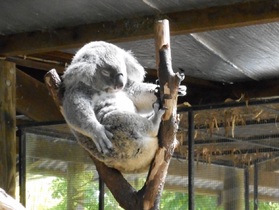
[[0, 61, 16, 197], [223, 168, 244, 210], [67, 163, 85, 210]]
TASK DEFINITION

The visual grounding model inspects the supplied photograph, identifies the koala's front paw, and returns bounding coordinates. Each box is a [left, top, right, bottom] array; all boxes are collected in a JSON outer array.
[[153, 102, 166, 120], [178, 85, 187, 96], [92, 125, 113, 154]]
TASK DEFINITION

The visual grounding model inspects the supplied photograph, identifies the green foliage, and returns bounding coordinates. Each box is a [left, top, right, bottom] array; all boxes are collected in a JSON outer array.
[[160, 191, 186, 209], [49, 170, 125, 210], [49, 172, 279, 210], [49, 175, 99, 210], [250, 200, 279, 210], [49, 178, 67, 210], [160, 191, 222, 210]]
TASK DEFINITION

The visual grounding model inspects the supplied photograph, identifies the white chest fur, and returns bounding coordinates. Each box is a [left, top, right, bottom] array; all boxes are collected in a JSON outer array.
[[93, 91, 136, 113]]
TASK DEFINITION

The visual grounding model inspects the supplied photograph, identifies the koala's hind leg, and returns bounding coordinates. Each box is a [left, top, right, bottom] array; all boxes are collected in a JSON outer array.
[[102, 106, 164, 140]]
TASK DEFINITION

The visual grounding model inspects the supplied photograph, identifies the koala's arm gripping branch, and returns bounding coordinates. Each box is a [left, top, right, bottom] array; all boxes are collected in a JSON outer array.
[[44, 69, 140, 210]]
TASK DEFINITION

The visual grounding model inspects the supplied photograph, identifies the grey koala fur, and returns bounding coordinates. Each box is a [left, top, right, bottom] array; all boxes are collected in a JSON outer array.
[[61, 41, 165, 173]]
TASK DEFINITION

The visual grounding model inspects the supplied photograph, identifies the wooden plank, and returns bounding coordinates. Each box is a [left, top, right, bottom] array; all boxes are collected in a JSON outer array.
[[0, 61, 16, 197], [230, 78, 279, 99], [180, 76, 279, 105], [7, 57, 65, 73], [1, 0, 279, 55], [16, 68, 64, 121]]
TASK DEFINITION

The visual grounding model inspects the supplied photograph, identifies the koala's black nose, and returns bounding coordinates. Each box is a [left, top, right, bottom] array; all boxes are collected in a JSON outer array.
[[114, 73, 124, 89]]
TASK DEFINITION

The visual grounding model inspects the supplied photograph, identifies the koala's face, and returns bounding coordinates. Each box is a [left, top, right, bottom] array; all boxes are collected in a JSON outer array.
[[65, 42, 131, 92], [93, 57, 128, 93], [96, 67, 126, 93]]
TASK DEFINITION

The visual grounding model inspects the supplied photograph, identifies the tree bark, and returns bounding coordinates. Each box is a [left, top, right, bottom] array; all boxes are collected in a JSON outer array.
[[142, 19, 184, 210]]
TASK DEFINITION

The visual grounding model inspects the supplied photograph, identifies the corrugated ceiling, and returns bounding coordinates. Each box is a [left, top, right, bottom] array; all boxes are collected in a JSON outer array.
[[1, 0, 279, 84], [0, 0, 244, 35]]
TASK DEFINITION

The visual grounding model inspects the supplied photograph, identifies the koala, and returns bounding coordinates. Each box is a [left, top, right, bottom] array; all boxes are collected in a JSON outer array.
[[61, 41, 168, 173]]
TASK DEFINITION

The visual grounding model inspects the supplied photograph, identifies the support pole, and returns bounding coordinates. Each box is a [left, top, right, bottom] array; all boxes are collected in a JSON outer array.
[[99, 177, 104, 210], [224, 168, 244, 210], [188, 110, 195, 210], [244, 167, 250, 210], [0, 61, 16, 197], [66, 163, 85, 210], [254, 162, 258, 210], [18, 129, 26, 206]]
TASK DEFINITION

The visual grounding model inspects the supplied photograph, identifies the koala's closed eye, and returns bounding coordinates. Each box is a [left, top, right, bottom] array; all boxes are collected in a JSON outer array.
[[101, 69, 110, 77]]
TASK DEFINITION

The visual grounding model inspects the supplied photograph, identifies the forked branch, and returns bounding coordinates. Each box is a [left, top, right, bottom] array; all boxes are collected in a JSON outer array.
[[44, 19, 184, 210]]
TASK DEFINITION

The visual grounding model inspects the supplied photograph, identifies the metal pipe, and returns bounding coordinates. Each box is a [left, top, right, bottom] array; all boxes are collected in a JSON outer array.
[[188, 110, 195, 210], [99, 177, 105, 210], [254, 161, 258, 210], [244, 167, 250, 210], [18, 128, 26, 207]]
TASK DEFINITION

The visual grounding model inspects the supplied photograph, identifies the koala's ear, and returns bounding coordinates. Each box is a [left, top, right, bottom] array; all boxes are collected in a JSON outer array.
[[62, 62, 96, 87], [124, 51, 145, 82]]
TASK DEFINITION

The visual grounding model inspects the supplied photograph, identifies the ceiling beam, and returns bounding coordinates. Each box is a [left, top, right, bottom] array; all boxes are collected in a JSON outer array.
[[1, 0, 279, 55], [16, 68, 64, 122], [7, 57, 65, 73]]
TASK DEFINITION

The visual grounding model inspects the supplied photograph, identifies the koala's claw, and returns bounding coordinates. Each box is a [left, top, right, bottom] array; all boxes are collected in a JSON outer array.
[[98, 138, 113, 154], [157, 108, 166, 119], [152, 102, 166, 120], [90, 125, 114, 154], [178, 85, 187, 96], [153, 102, 160, 112]]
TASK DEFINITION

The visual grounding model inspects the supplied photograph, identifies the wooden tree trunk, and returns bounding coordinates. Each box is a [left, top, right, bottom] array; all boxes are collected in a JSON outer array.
[[0, 61, 16, 198], [44, 19, 184, 210], [142, 19, 184, 210]]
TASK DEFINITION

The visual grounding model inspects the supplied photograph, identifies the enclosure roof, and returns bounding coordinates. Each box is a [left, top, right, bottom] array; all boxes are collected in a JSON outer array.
[[2, 0, 279, 86], [0, 0, 244, 36]]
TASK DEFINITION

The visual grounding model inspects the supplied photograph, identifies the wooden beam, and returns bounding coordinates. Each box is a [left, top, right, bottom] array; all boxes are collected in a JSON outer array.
[[7, 56, 65, 73], [0, 61, 16, 197], [16, 68, 63, 121], [14, 66, 279, 122], [230, 78, 279, 100], [1, 0, 279, 55], [180, 76, 279, 105]]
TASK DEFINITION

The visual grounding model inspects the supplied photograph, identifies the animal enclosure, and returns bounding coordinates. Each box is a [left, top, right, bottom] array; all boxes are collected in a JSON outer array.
[[18, 98, 279, 209]]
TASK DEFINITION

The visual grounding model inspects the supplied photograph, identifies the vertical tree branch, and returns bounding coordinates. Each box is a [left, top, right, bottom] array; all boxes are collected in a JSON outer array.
[[142, 19, 184, 210]]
